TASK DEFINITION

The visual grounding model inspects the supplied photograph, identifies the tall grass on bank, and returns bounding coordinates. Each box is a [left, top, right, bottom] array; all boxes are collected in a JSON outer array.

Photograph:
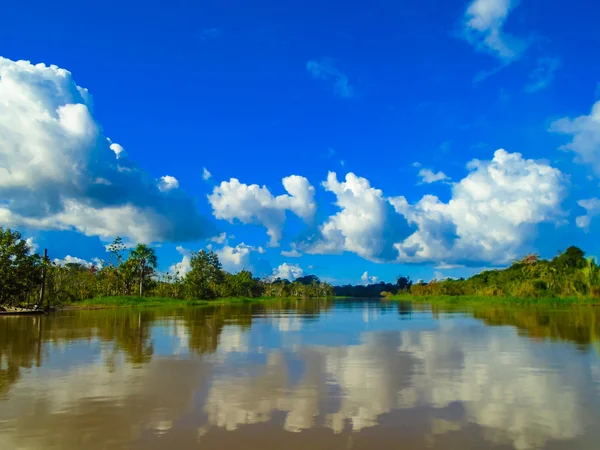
[[387, 294, 600, 307], [68, 296, 269, 309]]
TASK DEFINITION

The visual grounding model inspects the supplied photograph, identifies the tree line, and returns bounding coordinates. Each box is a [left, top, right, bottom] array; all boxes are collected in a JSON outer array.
[[0, 228, 334, 307], [334, 246, 600, 300], [334, 276, 413, 297], [3, 225, 600, 307], [406, 246, 600, 298]]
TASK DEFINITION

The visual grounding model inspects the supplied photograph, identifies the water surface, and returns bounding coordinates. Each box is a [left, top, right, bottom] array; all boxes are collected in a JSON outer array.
[[1, 299, 600, 449]]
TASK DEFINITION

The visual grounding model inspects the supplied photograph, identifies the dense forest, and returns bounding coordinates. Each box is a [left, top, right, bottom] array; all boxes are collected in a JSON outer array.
[[0, 227, 333, 308], [3, 225, 600, 308]]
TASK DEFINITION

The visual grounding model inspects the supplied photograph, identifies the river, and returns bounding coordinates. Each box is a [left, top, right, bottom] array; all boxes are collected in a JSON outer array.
[[1, 299, 600, 449]]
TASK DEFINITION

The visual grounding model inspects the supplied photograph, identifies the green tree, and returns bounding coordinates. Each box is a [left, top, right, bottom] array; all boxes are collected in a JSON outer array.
[[184, 250, 224, 300], [129, 244, 158, 297], [228, 270, 260, 297], [553, 246, 587, 271], [0, 228, 41, 306]]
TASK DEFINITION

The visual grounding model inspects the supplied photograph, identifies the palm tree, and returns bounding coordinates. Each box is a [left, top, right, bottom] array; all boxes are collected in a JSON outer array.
[[129, 244, 157, 297]]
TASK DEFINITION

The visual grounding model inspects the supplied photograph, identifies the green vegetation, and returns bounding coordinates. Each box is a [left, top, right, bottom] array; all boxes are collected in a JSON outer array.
[[0, 228, 42, 306], [4, 223, 600, 309], [388, 294, 599, 306], [71, 296, 268, 309], [337, 246, 600, 304], [403, 247, 600, 301], [0, 227, 334, 309]]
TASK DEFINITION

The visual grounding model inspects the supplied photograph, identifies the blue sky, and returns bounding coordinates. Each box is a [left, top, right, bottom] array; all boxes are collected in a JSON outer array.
[[1, 0, 600, 284]]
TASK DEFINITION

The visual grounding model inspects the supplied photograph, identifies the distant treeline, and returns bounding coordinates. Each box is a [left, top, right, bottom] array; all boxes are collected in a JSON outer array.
[[334, 276, 413, 298], [0, 228, 333, 307], [3, 225, 600, 307], [336, 246, 600, 299]]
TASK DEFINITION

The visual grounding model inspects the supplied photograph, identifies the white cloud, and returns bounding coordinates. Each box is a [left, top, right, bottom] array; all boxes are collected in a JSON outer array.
[[281, 243, 302, 258], [360, 271, 378, 285], [25, 237, 39, 254], [549, 100, 600, 175], [272, 263, 304, 281], [169, 246, 192, 278], [108, 141, 126, 159], [202, 167, 212, 180], [462, 0, 527, 62], [54, 254, 103, 268], [302, 172, 410, 261], [390, 149, 567, 265], [434, 262, 466, 270], [575, 198, 600, 230], [168, 242, 269, 277], [525, 57, 561, 93], [306, 60, 355, 99], [0, 57, 213, 244], [217, 243, 269, 275], [418, 168, 450, 184], [210, 232, 227, 244], [157, 175, 179, 192], [433, 271, 451, 281], [208, 175, 316, 246]]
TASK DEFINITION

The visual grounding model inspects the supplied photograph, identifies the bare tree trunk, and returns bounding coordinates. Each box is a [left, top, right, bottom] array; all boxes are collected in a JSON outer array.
[[36, 249, 48, 310], [139, 264, 145, 297]]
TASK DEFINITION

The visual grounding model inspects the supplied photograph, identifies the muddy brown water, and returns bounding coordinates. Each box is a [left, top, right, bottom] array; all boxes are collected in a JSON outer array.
[[1, 299, 600, 449]]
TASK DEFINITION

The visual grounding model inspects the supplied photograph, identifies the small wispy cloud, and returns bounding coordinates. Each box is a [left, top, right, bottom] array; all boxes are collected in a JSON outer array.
[[281, 243, 302, 258], [203, 167, 212, 181], [417, 167, 450, 184], [306, 59, 355, 99], [525, 57, 561, 93], [435, 262, 466, 270], [461, 0, 527, 62]]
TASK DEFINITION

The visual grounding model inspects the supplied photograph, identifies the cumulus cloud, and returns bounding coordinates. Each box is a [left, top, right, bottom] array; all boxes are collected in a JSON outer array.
[[306, 60, 355, 99], [301, 172, 411, 261], [272, 263, 304, 281], [169, 246, 192, 278], [0, 57, 213, 244], [390, 149, 567, 265], [360, 271, 378, 285], [462, 0, 527, 62], [575, 198, 600, 230], [169, 242, 269, 277], [525, 57, 561, 93], [54, 255, 103, 268], [418, 168, 450, 184], [25, 237, 39, 254], [208, 175, 316, 246], [203, 167, 212, 181], [549, 100, 600, 175], [216, 243, 269, 275], [158, 175, 179, 192]]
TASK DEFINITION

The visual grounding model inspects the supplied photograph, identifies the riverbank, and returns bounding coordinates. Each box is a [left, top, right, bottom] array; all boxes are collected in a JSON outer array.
[[386, 294, 600, 306], [61, 296, 271, 310], [59, 295, 339, 310]]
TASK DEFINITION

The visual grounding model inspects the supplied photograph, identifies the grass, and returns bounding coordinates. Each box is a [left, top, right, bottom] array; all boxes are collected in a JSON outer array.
[[385, 294, 600, 306], [66, 296, 272, 310]]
